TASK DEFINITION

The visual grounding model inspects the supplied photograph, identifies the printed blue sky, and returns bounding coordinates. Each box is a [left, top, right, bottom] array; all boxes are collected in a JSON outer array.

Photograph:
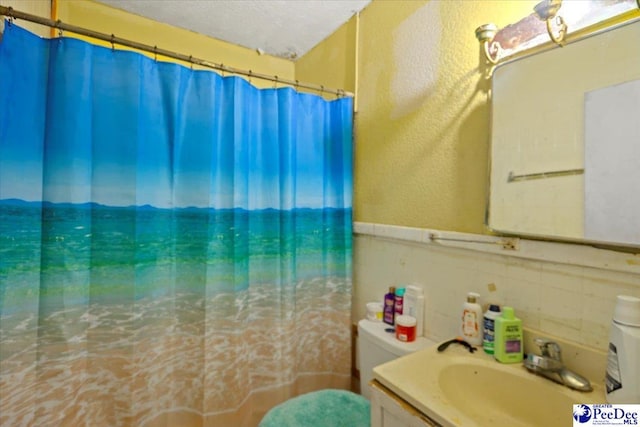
[[0, 24, 352, 210]]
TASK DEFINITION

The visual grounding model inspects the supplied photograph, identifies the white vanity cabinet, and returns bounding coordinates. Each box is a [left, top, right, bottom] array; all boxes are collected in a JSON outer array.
[[370, 380, 439, 427]]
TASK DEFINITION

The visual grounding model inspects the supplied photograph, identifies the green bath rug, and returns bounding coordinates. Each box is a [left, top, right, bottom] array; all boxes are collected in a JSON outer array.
[[259, 389, 371, 427]]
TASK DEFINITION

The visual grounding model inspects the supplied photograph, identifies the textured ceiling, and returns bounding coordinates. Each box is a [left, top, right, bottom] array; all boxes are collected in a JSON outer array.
[[96, 0, 371, 60]]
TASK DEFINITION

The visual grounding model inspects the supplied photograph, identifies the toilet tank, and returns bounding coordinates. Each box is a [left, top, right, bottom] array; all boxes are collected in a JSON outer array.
[[357, 319, 435, 399]]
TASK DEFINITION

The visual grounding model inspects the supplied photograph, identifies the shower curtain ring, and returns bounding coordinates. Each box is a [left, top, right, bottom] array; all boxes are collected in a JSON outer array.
[[56, 20, 63, 37], [110, 34, 115, 51], [188, 55, 193, 70], [248, 70, 252, 83], [6, 7, 14, 25], [220, 63, 225, 77], [153, 46, 158, 61], [295, 80, 300, 91], [273, 76, 278, 89]]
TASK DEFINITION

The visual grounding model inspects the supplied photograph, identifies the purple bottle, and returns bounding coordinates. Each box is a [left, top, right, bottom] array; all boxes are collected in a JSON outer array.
[[383, 286, 396, 325]]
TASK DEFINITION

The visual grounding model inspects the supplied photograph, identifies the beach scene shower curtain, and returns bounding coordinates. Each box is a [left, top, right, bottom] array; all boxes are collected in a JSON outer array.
[[0, 23, 353, 427]]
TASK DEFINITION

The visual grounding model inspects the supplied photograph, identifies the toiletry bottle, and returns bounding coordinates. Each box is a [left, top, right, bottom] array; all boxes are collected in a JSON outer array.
[[483, 304, 501, 354], [404, 285, 425, 337], [494, 306, 523, 363], [394, 287, 405, 321], [461, 292, 483, 346], [383, 286, 396, 325], [606, 295, 640, 403]]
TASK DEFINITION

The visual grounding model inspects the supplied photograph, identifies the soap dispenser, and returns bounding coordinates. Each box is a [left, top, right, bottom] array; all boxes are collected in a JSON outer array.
[[461, 292, 483, 346]]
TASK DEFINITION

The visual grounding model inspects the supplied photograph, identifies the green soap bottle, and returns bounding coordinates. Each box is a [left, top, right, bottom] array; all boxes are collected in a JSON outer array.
[[494, 306, 523, 363]]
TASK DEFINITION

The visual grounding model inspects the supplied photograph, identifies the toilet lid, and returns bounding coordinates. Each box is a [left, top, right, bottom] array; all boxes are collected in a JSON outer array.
[[358, 319, 436, 357]]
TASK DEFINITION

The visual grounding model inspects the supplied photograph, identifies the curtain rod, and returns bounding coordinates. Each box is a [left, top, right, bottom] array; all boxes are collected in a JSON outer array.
[[0, 5, 354, 98]]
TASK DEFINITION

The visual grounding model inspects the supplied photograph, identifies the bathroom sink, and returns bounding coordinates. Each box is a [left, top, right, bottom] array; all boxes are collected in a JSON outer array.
[[373, 342, 604, 427], [438, 360, 576, 426]]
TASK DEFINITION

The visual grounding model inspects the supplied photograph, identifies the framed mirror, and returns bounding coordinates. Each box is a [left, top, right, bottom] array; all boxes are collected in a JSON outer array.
[[488, 17, 640, 248]]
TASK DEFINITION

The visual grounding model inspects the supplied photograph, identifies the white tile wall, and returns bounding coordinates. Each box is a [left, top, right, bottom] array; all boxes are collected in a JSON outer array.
[[353, 223, 640, 353]]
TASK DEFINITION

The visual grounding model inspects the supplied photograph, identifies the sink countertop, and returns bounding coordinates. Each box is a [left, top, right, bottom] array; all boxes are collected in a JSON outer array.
[[373, 342, 607, 427]]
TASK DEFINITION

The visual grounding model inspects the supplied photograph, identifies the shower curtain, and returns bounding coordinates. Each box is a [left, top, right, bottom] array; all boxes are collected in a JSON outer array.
[[0, 23, 353, 427]]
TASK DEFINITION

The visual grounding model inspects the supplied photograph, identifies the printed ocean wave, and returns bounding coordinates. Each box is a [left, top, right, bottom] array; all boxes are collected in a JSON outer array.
[[1, 198, 353, 426], [0, 276, 352, 426], [0, 199, 352, 310]]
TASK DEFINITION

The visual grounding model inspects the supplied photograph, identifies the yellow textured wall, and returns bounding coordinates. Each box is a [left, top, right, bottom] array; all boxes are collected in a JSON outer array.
[[354, 0, 537, 233], [295, 15, 358, 95], [56, 0, 294, 87], [2, 0, 51, 37]]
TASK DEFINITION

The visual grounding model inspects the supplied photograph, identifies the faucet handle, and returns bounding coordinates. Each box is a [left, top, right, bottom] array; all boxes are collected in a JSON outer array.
[[533, 338, 562, 361]]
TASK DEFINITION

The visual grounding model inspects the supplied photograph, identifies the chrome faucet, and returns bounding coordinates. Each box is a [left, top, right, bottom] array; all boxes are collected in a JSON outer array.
[[523, 338, 593, 392]]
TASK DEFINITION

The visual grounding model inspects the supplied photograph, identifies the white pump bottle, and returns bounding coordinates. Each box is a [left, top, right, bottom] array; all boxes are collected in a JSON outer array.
[[403, 285, 425, 337], [606, 295, 640, 403], [461, 292, 483, 346]]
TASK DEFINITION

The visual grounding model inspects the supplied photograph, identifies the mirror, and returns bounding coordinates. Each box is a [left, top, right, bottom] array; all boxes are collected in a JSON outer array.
[[488, 17, 640, 248]]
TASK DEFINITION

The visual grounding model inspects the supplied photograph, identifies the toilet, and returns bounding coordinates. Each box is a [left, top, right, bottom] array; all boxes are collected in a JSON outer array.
[[259, 318, 435, 426], [357, 318, 436, 399]]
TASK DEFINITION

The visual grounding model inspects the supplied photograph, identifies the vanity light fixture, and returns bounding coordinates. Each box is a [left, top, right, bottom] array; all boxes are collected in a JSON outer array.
[[475, 23, 500, 64], [534, 0, 568, 46]]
